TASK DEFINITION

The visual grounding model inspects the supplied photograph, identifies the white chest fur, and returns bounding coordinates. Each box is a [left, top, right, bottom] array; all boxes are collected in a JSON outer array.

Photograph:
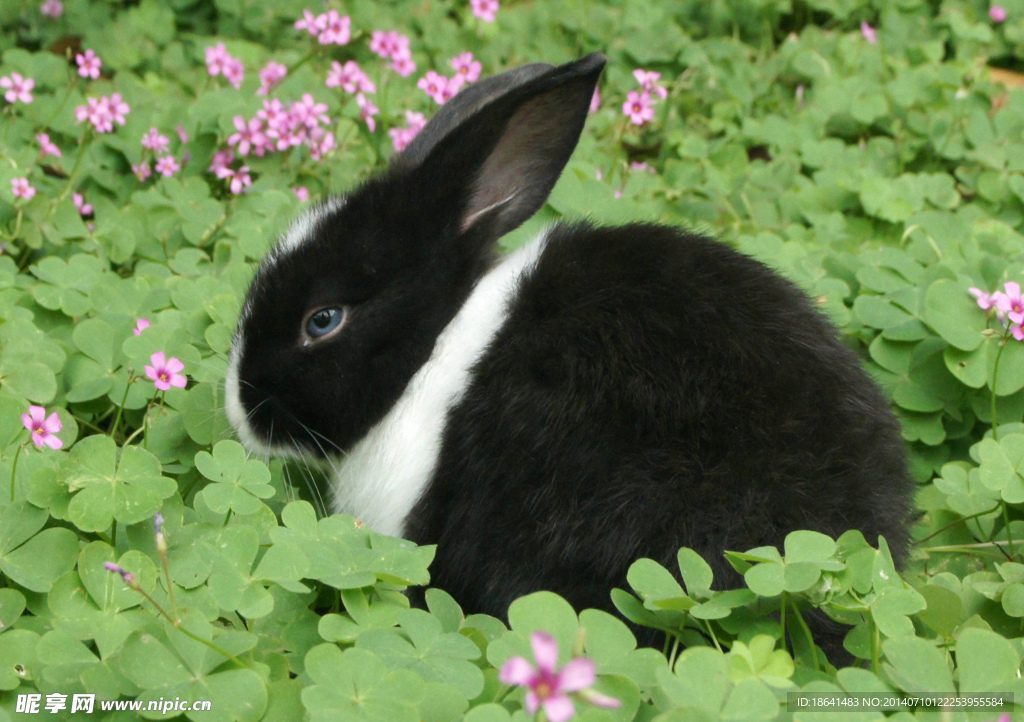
[[330, 234, 547, 536]]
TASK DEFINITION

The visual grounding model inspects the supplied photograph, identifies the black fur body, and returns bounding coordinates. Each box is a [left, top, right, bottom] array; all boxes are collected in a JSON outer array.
[[405, 220, 911, 617]]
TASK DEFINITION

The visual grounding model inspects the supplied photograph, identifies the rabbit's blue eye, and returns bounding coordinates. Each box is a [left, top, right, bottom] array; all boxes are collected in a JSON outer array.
[[306, 308, 345, 338]]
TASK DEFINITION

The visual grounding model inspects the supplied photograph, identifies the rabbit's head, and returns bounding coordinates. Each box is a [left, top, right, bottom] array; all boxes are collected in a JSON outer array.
[[225, 54, 606, 458]]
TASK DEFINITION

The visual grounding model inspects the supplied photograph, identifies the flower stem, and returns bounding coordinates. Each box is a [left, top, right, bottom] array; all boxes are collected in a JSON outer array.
[[129, 583, 247, 669], [54, 127, 92, 209], [10, 444, 23, 502], [991, 329, 1011, 441]]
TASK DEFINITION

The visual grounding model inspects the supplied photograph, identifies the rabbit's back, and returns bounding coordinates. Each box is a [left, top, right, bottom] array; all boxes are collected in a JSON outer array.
[[404, 220, 911, 615]]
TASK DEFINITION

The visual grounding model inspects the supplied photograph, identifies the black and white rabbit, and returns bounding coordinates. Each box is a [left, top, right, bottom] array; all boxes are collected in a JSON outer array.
[[225, 54, 912, 655]]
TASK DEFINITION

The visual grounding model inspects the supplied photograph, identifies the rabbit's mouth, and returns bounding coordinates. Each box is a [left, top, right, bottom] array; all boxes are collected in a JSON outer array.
[[224, 341, 326, 461]]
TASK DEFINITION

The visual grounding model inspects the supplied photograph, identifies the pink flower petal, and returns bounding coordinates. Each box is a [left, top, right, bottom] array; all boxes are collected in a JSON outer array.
[[170, 373, 187, 389], [524, 690, 540, 714], [149, 351, 166, 368], [44, 434, 63, 450], [542, 694, 576, 722], [21, 413, 33, 431], [530, 632, 559, 674], [42, 412, 62, 435], [144, 365, 158, 381], [154, 378, 171, 391], [555, 657, 596, 692], [164, 357, 185, 374], [499, 656, 536, 686], [29, 405, 46, 425]]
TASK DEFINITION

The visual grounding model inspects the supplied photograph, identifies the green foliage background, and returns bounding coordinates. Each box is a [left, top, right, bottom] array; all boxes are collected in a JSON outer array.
[[2, 0, 1024, 719]]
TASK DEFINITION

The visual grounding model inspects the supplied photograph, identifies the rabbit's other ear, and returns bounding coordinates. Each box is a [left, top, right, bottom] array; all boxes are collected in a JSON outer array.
[[409, 53, 606, 242]]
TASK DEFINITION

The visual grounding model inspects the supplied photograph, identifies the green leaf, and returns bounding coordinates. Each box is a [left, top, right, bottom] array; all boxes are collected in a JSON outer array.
[[924, 280, 988, 351], [744, 562, 785, 597], [881, 637, 954, 695], [63, 435, 177, 531], [677, 548, 714, 594], [955, 627, 1020, 694], [302, 645, 422, 722], [977, 436, 1024, 504], [195, 439, 275, 515], [783, 531, 837, 563]]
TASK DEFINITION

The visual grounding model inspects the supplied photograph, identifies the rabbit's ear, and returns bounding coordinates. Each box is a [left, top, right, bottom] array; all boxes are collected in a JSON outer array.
[[394, 62, 554, 168], [411, 53, 605, 241]]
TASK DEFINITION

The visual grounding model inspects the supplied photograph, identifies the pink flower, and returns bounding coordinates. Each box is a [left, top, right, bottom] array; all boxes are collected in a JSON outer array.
[[22, 406, 62, 450], [292, 94, 330, 128], [257, 98, 291, 133], [370, 30, 409, 59], [206, 43, 231, 76], [141, 127, 170, 153], [154, 155, 180, 177], [471, 0, 499, 22], [209, 147, 237, 173], [997, 282, 1024, 325], [103, 562, 137, 588], [295, 9, 326, 36], [440, 75, 465, 103], [258, 61, 287, 95], [499, 632, 619, 722], [861, 22, 877, 44], [217, 164, 252, 194], [418, 71, 449, 103], [228, 116, 268, 156], [318, 10, 351, 45], [991, 5, 1007, 22], [37, 132, 61, 158], [970, 287, 999, 311], [391, 49, 417, 77], [145, 352, 187, 391], [356, 93, 379, 131], [105, 93, 130, 126], [327, 60, 376, 94], [76, 49, 102, 79], [75, 96, 112, 132], [294, 186, 309, 201], [1, 73, 34, 104], [133, 318, 150, 336], [73, 192, 93, 216], [589, 88, 600, 113], [389, 110, 427, 153], [307, 128, 336, 160], [633, 69, 668, 100], [133, 161, 151, 181], [622, 90, 655, 125], [1012, 324, 1024, 342], [224, 58, 245, 89], [11, 178, 35, 201], [40, 0, 63, 18], [451, 52, 482, 83]]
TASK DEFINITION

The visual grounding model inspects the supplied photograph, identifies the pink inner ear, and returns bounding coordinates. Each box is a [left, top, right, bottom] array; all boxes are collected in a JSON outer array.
[[460, 88, 586, 234]]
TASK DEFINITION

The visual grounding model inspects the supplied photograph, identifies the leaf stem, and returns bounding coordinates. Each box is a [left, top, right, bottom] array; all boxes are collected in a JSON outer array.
[[1003, 501, 1017, 561], [869, 615, 880, 676], [110, 370, 134, 440], [915, 503, 1002, 544], [10, 444, 24, 502]]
